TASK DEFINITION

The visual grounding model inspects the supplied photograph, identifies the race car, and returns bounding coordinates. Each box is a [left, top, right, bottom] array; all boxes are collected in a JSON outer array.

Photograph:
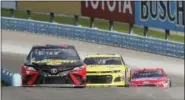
[[83, 54, 130, 87], [21, 44, 87, 87], [129, 68, 171, 88]]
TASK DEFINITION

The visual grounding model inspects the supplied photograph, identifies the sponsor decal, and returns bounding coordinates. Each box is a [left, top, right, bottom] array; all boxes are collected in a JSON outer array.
[[31, 60, 76, 65]]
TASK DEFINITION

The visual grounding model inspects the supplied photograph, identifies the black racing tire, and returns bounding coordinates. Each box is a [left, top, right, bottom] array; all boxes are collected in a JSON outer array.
[[168, 80, 172, 88], [124, 70, 131, 87]]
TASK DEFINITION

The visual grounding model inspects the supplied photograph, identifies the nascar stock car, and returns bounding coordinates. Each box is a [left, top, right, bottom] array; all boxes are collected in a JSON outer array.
[[83, 54, 131, 87], [129, 68, 171, 88], [21, 44, 87, 87]]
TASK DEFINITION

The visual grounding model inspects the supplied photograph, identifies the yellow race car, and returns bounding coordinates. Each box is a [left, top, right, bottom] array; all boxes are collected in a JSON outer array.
[[83, 54, 130, 87]]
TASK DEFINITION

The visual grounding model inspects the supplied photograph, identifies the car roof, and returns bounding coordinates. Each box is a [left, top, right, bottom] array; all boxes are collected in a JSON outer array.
[[32, 44, 75, 48], [85, 54, 121, 58], [132, 68, 164, 72]]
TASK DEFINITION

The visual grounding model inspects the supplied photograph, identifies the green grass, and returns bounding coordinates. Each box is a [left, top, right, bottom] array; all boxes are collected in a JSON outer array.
[[1, 8, 184, 43]]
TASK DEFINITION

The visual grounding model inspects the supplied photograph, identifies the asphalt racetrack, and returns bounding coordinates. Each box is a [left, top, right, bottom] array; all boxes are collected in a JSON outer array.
[[2, 30, 184, 100]]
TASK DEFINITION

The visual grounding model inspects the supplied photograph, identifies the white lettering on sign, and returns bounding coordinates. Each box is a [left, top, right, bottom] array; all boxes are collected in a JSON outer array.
[[102, 1, 105, 10], [107, 1, 116, 12], [91, 1, 99, 9], [118, 1, 121, 13], [140, 1, 184, 27], [85, 1, 133, 15], [123, 1, 133, 14]]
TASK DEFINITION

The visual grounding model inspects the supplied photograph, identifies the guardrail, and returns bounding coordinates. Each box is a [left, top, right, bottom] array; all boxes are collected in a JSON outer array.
[[2, 17, 184, 59], [1, 68, 22, 86]]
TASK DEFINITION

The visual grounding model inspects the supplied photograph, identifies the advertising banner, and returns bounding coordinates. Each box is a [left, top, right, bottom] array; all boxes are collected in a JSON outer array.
[[135, 1, 184, 32], [1, 1, 16, 9], [17, 1, 81, 15], [81, 1, 135, 24]]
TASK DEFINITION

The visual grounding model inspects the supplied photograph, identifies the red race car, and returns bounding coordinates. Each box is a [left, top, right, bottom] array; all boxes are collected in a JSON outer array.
[[21, 44, 87, 87], [129, 68, 171, 88]]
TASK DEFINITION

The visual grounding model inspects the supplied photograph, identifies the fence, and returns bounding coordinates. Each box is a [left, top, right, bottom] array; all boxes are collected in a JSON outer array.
[[2, 17, 184, 59]]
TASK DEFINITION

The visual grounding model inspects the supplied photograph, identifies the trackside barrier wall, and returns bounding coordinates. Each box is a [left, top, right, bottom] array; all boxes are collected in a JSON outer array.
[[1, 68, 22, 86], [2, 17, 184, 59]]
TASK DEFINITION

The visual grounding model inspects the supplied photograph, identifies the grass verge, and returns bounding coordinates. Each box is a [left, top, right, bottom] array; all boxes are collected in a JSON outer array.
[[1, 8, 184, 43]]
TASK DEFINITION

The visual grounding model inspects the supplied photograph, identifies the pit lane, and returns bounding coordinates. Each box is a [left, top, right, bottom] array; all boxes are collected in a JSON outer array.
[[2, 30, 184, 100]]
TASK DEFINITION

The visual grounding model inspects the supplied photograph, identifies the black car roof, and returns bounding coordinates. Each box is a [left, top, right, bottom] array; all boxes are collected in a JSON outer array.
[[32, 44, 75, 49]]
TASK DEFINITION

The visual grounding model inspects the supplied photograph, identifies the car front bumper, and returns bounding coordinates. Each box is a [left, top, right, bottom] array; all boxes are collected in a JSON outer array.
[[86, 73, 127, 87], [22, 67, 86, 86]]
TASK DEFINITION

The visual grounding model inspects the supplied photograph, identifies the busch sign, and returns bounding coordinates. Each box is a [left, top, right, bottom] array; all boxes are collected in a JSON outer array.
[[135, 1, 184, 32], [81, 1, 135, 24]]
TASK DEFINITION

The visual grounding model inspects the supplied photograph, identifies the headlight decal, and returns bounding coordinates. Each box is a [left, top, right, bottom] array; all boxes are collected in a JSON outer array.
[[73, 65, 85, 71], [27, 67, 36, 71], [24, 65, 36, 71]]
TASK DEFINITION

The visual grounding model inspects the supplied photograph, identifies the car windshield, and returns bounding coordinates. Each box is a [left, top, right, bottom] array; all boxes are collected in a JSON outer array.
[[28, 47, 80, 61], [132, 71, 163, 79], [84, 57, 122, 65]]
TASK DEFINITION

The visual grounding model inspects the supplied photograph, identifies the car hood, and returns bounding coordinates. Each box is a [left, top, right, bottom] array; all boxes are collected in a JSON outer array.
[[130, 77, 167, 83], [87, 65, 126, 72]]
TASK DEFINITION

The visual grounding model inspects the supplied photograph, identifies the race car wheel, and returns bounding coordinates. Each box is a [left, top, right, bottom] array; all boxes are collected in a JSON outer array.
[[126, 69, 131, 81], [124, 70, 130, 87], [168, 80, 172, 88]]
